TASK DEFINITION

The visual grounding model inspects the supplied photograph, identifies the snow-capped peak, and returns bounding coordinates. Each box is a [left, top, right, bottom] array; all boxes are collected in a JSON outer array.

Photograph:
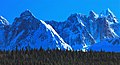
[[20, 9, 33, 17], [106, 8, 118, 23], [106, 8, 116, 17], [0, 16, 9, 25], [18, 10, 37, 23], [89, 10, 98, 18], [67, 13, 79, 20]]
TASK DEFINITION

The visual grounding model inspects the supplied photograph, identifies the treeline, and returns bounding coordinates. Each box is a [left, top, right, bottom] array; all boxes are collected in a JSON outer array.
[[0, 48, 120, 65]]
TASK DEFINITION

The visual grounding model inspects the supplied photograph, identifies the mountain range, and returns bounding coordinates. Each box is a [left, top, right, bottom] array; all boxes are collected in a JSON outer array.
[[0, 8, 120, 52]]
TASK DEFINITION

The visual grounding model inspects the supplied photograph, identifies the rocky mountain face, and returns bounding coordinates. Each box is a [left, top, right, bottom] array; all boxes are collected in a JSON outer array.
[[0, 8, 120, 52], [0, 16, 10, 46], [46, 9, 120, 51], [0, 10, 72, 51]]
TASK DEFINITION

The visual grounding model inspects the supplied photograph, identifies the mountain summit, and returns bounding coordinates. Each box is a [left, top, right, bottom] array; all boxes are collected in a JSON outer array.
[[0, 16, 9, 26], [20, 10, 33, 17]]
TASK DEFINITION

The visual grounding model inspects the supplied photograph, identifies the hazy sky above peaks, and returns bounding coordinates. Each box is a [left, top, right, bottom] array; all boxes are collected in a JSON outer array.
[[0, 0, 120, 24]]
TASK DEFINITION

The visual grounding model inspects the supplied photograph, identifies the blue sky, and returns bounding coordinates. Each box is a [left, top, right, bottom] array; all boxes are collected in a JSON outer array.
[[0, 0, 120, 24]]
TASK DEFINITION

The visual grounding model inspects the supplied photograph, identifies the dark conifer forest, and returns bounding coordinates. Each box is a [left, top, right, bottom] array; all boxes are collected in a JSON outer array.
[[0, 48, 120, 65]]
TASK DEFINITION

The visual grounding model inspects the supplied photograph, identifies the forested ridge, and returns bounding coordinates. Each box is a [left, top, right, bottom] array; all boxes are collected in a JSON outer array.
[[0, 48, 120, 65]]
